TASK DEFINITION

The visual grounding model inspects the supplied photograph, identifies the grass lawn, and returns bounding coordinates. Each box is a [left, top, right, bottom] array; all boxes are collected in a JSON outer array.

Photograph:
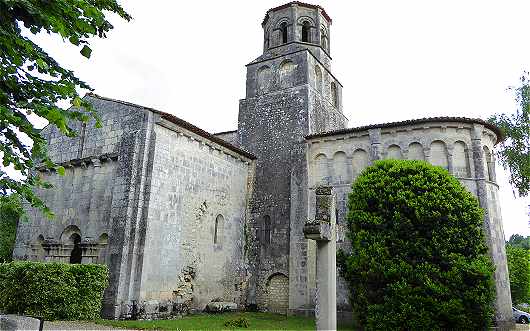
[[96, 312, 355, 330]]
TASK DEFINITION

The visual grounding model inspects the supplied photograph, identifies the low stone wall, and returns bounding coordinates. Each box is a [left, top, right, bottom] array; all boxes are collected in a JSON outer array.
[[0, 315, 43, 331]]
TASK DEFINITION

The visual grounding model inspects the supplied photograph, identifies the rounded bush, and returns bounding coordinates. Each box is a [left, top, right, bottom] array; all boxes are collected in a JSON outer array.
[[0, 261, 108, 320], [338, 160, 495, 330]]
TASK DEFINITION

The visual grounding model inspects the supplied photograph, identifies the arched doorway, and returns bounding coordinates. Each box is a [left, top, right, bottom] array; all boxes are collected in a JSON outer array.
[[69, 233, 82, 264], [266, 273, 289, 314]]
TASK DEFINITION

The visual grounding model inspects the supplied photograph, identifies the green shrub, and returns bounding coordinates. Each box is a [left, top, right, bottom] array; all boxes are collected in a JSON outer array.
[[224, 316, 250, 328], [338, 160, 495, 330], [506, 245, 530, 304], [0, 261, 108, 320], [0, 194, 23, 262]]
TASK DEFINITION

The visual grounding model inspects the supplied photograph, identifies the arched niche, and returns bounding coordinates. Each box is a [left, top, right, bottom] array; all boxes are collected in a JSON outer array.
[[333, 151, 348, 184], [314, 153, 329, 185], [69, 233, 82, 264], [279, 60, 296, 89], [60, 225, 81, 243], [257, 66, 272, 95], [352, 149, 369, 178], [386, 144, 403, 160], [266, 273, 289, 314], [408, 142, 425, 161], [430, 140, 449, 169], [453, 141, 471, 177]]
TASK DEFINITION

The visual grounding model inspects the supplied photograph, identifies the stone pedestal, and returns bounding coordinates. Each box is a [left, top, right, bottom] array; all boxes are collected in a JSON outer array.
[[303, 187, 337, 331]]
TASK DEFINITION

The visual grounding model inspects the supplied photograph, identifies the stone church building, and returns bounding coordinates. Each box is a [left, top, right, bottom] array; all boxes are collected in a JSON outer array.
[[14, 1, 512, 324]]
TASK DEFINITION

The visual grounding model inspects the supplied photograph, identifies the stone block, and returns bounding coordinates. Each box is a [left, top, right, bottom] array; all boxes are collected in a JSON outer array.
[[303, 220, 333, 241], [205, 302, 238, 313], [0, 315, 42, 331]]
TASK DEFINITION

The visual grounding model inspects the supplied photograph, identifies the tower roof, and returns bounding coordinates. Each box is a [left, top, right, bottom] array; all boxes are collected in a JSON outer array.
[[262, 1, 332, 26]]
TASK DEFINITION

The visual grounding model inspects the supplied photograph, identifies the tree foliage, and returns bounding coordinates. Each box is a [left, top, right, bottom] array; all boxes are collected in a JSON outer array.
[[506, 245, 530, 304], [0, 0, 131, 216], [338, 160, 495, 330], [507, 234, 530, 250], [0, 193, 22, 262], [488, 71, 530, 197]]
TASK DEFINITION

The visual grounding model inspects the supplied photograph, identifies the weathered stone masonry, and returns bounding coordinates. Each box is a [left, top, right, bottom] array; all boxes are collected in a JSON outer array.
[[14, 1, 513, 325]]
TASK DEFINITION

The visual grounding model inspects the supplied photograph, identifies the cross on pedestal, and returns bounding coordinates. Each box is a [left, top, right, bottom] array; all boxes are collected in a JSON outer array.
[[303, 186, 337, 331]]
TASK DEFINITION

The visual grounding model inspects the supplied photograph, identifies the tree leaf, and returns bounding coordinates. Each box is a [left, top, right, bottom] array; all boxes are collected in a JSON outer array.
[[80, 45, 92, 59], [56, 166, 65, 176]]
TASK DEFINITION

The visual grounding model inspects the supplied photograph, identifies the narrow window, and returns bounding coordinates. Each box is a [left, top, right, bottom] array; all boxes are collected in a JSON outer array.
[[69, 233, 82, 264], [302, 21, 310, 42], [214, 214, 224, 244], [331, 82, 338, 107], [263, 215, 271, 245], [280, 22, 288, 44]]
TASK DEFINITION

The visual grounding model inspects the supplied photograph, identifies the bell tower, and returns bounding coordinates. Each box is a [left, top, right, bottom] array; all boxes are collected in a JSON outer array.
[[238, 2, 347, 313]]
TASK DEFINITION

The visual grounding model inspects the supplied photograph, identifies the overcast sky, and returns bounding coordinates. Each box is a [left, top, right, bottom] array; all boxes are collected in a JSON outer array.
[[28, 0, 529, 238]]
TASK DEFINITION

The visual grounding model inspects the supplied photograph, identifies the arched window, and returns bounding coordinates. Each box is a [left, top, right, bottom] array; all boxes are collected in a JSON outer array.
[[69, 233, 82, 264], [330, 82, 338, 107], [320, 28, 328, 50], [280, 22, 288, 44], [262, 215, 271, 245], [302, 21, 311, 42], [214, 214, 224, 244]]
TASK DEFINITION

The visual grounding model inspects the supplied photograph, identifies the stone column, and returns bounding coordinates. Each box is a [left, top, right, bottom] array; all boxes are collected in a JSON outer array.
[[368, 128, 382, 162], [303, 186, 336, 331]]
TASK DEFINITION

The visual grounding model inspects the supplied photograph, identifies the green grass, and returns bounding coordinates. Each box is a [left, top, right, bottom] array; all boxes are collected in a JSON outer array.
[[95, 312, 355, 330]]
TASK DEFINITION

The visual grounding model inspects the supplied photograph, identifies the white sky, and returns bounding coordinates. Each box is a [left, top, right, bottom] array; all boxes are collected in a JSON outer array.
[[25, 0, 529, 238]]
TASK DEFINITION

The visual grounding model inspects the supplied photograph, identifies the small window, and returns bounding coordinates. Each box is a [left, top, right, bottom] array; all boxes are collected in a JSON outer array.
[[302, 21, 311, 42], [280, 22, 288, 44], [214, 214, 224, 244], [262, 215, 271, 245]]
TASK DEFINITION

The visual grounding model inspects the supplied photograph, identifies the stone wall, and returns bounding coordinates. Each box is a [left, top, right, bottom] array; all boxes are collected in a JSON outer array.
[[13, 94, 153, 318], [239, 41, 347, 313], [306, 119, 512, 323], [137, 117, 254, 316]]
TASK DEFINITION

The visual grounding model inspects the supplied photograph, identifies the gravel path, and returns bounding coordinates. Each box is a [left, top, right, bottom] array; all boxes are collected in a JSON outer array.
[[43, 321, 134, 330]]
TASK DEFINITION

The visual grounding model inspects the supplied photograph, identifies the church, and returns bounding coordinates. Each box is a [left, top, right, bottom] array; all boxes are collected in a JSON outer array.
[[14, 1, 512, 324]]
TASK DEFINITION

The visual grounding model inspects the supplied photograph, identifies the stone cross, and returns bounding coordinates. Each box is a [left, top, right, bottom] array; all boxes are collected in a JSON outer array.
[[303, 186, 337, 331]]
